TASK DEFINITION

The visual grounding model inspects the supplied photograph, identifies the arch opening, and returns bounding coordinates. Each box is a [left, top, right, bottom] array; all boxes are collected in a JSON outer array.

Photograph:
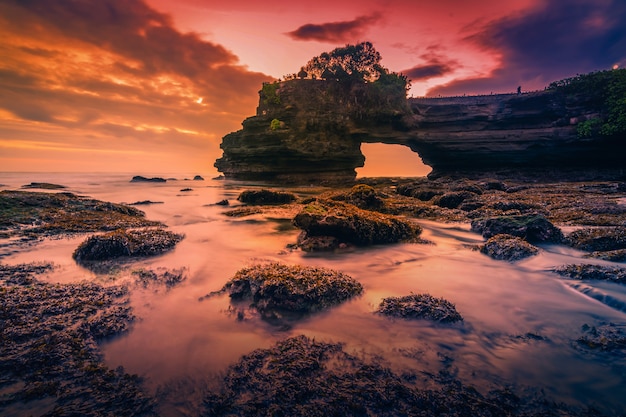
[[356, 143, 432, 178]]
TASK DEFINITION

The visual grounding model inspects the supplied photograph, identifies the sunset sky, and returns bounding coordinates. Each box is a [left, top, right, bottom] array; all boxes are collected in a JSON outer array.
[[1, 0, 624, 174]]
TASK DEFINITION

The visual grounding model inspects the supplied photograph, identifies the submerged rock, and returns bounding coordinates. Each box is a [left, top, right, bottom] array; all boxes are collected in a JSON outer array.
[[577, 323, 626, 351], [73, 229, 184, 262], [219, 263, 363, 319], [293, 200, 421, 248], [480, 234, 539, 261], [565, 227, 626, 251], [552, 264, 626, 284], [193, 175, 204, 181], [376, 293, 463, 323], [237, 189, 297, 205], [471, 214, 563, 243]]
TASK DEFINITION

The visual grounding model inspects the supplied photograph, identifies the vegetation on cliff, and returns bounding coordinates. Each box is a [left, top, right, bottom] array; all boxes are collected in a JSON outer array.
[[548, 69, 626, 138]]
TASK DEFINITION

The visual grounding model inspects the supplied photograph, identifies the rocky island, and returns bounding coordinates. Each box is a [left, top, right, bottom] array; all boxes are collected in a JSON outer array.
[[215, 43, 625, 182]]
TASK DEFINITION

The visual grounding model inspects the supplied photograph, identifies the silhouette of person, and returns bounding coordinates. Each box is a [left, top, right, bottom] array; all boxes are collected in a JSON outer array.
[[517, 86, 521, 95]]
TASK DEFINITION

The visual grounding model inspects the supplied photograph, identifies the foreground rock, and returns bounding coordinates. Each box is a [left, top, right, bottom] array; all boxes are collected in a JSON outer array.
[[0, 190, 160, 237], [204, 335, 592, 416], [0, 263, 154, 416], [217, 263, 363, 320], [480, 234, 539, 261], [376, 293, 463, 323], [293, 200, 422, 250], [552, 264, 626, 284], [585, 249, 626, 262], [237, 189, 297, 205], [565, 227, 626, 251], [471, 214, 564, 243], [73, 229, 184, 262]]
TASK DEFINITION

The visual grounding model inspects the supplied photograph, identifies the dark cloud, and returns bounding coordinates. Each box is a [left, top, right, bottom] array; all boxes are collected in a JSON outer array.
[[429, 0, 626, 96], [286, 13, 382, 42]]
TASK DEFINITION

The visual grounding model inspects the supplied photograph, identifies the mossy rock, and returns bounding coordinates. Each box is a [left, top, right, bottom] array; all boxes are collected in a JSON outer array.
[[293, 200, 421, 247], [73, 229, 184, 262], [471, 214, 563, 243], [552, 264, 626, 284], [434, 191, 475, 209], [376, 293, 463, 323], [480, 234, 539, 261], [221, 263, 363, 318], [332, 184, 384, 209], [565, 227, 626, 251], [237, 189, 297, 205]]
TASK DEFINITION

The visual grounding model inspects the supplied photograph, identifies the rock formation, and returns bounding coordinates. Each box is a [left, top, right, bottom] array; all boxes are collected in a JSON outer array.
[[215, 76, 625, 182]]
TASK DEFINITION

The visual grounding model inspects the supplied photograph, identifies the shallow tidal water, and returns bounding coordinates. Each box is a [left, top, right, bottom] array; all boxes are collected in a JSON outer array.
[[1, 172, 626, 415]]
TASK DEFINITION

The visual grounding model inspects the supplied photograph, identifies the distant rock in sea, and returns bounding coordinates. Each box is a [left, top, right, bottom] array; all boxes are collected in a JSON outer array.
[[22, 182, 67, 189], [193, 175, 204, 181], [128, 200, 164, 205], [130, 176, 166, 183], [180, 188, 193, 192]]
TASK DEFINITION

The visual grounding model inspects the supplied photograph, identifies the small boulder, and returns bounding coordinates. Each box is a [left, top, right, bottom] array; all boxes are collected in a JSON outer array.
[[552, 264, 626, 284], [565, 227, 626, 252], [377, 293, 463, 323], [293, 200, 421, 247], [435, 191, 474, 209], [237, 189, 297, 205], [73, 229, 184, 262], [215, 199, 229, 206], [193, 175, 204, 181], [480, 234, 539, 261], [219, 263, 363, 318], [130, 176, 166, 183], [471, 214, 563, 243]]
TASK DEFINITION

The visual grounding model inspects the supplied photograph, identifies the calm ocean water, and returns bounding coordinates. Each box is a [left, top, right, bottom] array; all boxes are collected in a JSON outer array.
[[1, 172, 626, 414]]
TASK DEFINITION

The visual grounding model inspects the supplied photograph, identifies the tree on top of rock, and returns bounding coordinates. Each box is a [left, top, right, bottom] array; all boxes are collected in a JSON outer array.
[[303, 42, 384, 83]]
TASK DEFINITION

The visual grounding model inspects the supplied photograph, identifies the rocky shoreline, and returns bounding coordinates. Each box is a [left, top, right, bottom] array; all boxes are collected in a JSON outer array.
[[2, 176, 626, 415]]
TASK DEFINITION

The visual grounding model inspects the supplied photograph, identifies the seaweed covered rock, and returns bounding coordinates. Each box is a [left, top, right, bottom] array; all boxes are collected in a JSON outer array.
[[585, 249, 626, 262], [480, 234, 539, 261], [376, 293, 463, 323], [203, 334, 578, 416], [0, 263, 154, 415], [434, 191, 475, 209], [552, 264, 626, 283], [237, 189, 297, 205], [333, 184, 385, 209], [577, 323, 626, 351], [293, 200, 421, 248], [471, 214, 563, 243], [73, 229, 184, 262], [565, 227, 626, 251], [220, 263, 362, 318], [396, 182, 442, 201]]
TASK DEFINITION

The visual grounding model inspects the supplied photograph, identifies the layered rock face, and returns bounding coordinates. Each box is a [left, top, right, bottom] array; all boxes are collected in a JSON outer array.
[[215, 80, 369, 183], [215, 80, 624, 182], [405, 93, 623, 174]]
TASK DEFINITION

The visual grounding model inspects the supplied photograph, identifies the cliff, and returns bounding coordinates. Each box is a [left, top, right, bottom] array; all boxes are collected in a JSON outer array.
[[215, 76, 625, 182]]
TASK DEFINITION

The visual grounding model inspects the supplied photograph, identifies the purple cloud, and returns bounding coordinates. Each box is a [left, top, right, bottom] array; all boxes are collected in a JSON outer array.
[[286, 13, 382, 42]]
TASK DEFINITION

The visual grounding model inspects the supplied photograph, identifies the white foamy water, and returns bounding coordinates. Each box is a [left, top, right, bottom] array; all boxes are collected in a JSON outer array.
[[1, 172, 625, 415]]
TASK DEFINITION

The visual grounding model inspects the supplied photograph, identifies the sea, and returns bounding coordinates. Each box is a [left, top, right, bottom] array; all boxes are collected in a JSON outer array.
[[1, 171, 626, 415]]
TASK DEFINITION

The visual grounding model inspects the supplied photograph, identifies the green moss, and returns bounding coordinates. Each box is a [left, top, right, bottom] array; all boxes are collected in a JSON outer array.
[[261, 81, 280, 105]]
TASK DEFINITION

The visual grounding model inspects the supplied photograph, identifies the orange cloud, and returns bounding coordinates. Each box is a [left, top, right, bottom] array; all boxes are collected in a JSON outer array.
[[0, 0, 271, 173]]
